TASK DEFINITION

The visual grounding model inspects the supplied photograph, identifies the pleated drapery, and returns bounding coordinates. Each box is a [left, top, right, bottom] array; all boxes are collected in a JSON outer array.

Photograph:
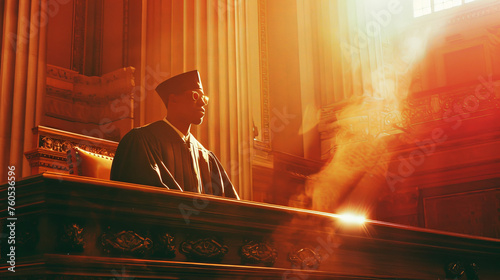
[[0, 0, 48, 181], [139, 0, 254, 200], [296, 0, 390, 105]]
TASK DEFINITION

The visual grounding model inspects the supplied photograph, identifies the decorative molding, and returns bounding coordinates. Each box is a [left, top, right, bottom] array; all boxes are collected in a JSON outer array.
[[153, 232, 176, 258], [25, 158, 69, 171], [36, 126, 117, 155], [24, 149, 67, 162], [93, 0, 104, 76], [101, 229, 153, 255], [46, 64, 136, 100], [45, 64, 135, 132], [46, 85, 112, 106], [38, 135, 115, 156], [24, 125, 118, 175], [320, 98, 403, 140], [122, 0, 130, 66], [288, 248, 321, 270], [254, 0, 272, 152], [319, 80, 500, 159], [40, 136, 75, 153], [47, 65, 79, 82], [59, 223, 85, 252], [404, 83, 499, 126], [71, 0, 87, 73], [240, 240, 277, 267], [180, 238, 228, 261], [447, 2, 500, 25], [1, 173, 499, 278]]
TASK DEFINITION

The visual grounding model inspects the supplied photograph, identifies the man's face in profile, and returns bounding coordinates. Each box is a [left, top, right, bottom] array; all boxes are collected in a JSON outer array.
[[175, 89, 208, 125]]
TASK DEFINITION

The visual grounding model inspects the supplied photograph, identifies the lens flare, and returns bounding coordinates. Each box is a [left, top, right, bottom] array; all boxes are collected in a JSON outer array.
[[337, 213, 366, 225]]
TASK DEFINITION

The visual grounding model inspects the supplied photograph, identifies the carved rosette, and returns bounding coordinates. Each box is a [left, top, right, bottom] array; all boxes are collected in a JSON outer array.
[[288, 248, 321, 270], [101, 229, 153, 256], [180, 238, 228, 262], [240, 240, 277, 266], [59, 223, 85, 252]]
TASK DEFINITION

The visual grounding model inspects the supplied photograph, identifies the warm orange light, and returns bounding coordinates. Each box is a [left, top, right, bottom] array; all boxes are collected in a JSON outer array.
[[338, 213, 366, 225]]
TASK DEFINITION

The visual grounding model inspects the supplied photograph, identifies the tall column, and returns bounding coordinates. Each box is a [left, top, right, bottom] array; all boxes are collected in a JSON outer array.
[[0, 0, 48, 180], [22, 0, 41, 176], [0, 1, 18, 181], [9, 0, 31, 173]]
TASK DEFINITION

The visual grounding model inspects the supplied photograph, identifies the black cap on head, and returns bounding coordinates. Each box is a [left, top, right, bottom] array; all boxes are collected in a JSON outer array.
[[155, 70, 203, 105]]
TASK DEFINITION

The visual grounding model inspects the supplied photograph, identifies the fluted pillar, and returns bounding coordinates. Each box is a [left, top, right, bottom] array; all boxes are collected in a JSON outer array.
[[0, 0, 19, 181], [0, 0, 48, 180]]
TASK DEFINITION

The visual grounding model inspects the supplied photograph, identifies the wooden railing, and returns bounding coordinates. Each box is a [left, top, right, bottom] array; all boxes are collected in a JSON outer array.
[[1, 172, 499, 279]]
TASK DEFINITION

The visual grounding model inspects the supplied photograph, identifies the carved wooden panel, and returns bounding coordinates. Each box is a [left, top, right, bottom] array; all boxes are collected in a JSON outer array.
[[1, 173, 499, 279], [44, 64, 135, 141], [24, 125, 118, 175], [424, 189, 500, 238]]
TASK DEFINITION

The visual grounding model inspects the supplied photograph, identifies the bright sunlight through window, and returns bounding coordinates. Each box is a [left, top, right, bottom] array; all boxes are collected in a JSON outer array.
[[413, 0, 476, 17]]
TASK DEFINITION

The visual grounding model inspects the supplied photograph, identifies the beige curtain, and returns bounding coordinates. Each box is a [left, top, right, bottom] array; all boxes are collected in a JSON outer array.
[[0, 0, 47, 181], [139, 0, 253, 200], [296, 0, 388, 105]]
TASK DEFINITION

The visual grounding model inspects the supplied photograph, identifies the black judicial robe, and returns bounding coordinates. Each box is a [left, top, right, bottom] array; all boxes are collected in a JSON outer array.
[[110, 120, 239, 199]]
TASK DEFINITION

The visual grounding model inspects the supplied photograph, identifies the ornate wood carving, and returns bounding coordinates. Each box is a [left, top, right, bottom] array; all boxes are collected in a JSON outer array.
[[180, 238, 228, 261], [24, 150, 69, 171], [319, 79, 500, 159], [288, 248, 321, 270], [1, 174, 500, 279], [46, 65, 135, 102], [38, 135, 115, 156], [153, 232, 176, 258], [240, 240, 277, 266], [47, 65, 78, 82], [24, 125, 118, 175], [59, 223, 85, 252], [44, 64, 135, 142], [101, 229, 153, 256]]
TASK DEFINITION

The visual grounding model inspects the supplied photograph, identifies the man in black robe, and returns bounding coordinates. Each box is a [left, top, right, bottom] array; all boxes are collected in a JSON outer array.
[[110, 70, 239, 199]]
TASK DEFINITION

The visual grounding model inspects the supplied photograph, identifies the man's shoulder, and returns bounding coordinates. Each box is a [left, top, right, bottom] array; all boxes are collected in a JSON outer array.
[[120, 120, 176, 141], [138, 120, 169, 131], [127, 120, 170, 134]]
